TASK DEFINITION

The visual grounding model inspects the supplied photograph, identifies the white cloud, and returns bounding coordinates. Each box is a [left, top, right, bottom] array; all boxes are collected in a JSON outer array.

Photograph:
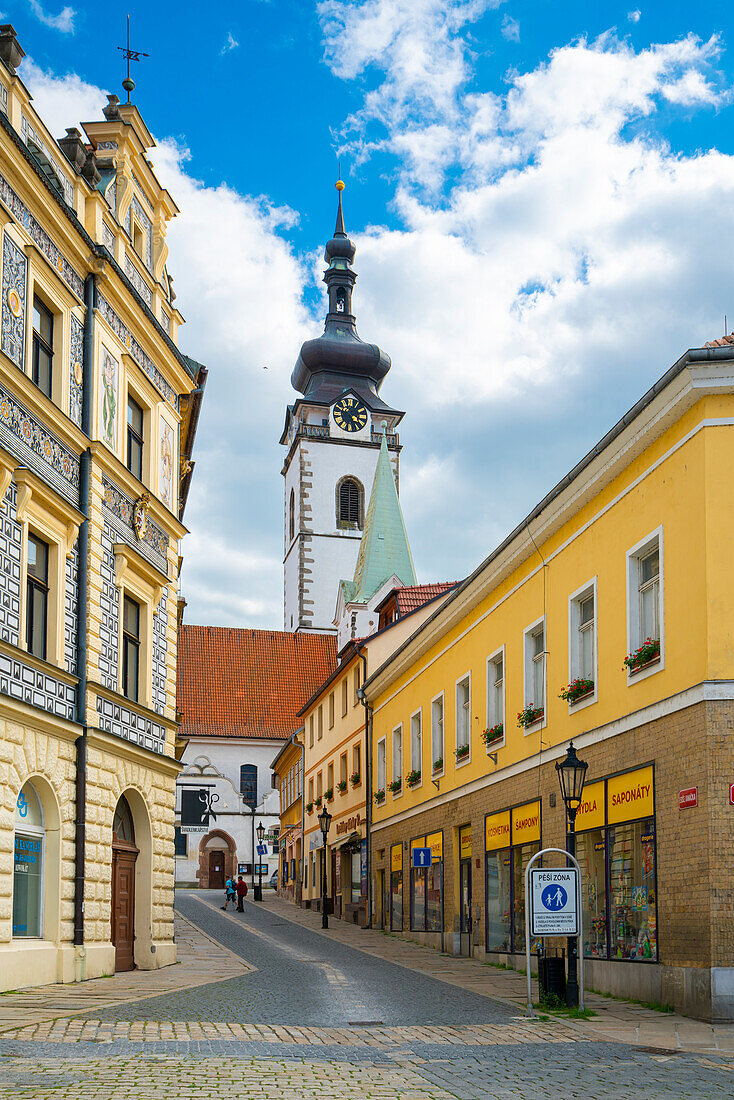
[[501, 15, 520, 43], [19, 58, 107, 134], [28, 0, 75, 34], [220, 31, 239, 55], [628, 10, 641, 23]]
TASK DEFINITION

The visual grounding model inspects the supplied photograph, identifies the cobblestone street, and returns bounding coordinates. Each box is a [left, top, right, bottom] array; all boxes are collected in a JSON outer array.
[[0, 892, 731, 1098]]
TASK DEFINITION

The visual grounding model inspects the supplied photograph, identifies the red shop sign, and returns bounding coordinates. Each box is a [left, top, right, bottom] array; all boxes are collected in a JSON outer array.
[[679, 787, 698, 809], [729, 783, 734, 806]]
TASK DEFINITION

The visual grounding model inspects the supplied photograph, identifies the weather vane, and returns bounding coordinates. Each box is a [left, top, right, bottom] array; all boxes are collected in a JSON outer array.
[[116, 14, 149, 103]]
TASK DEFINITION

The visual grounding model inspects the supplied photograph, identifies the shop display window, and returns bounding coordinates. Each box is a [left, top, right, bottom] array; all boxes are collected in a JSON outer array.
[[577, 828, 607, 958], [391, 871, 403, 931], [411, 865, 426, 929], [486, 849, 511, 951]]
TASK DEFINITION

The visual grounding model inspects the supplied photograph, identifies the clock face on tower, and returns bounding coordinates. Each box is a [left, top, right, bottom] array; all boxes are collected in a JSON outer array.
[[333, 396, 368, 433]]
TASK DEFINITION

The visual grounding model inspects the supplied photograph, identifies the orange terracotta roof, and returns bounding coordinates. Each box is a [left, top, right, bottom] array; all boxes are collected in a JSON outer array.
[[177, 626, 337, 740], [393, 583, 459, 616], [705, 334, 734, 348]]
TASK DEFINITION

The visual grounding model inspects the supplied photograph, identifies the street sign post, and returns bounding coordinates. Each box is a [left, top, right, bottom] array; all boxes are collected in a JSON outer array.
[[524, 848, 584, 1017], [530, 868, 579, 936], [256, 843, 268, 856], [411, 847, 432, 869]]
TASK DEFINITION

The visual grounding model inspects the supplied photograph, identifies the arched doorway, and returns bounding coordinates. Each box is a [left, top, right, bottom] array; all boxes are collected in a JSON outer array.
[[111, 795, 138, 972], [198, 830, 236, 889]]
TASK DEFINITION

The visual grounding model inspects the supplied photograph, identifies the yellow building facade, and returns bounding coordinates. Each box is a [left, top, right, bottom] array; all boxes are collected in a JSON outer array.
[[271, 733, 304, 904], [366, 347, 734, 1020], [0, 26, 205, 988]]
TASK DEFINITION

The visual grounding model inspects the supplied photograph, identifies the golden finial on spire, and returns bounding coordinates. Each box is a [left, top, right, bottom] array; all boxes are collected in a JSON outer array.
[[336, 158, 345, 191]]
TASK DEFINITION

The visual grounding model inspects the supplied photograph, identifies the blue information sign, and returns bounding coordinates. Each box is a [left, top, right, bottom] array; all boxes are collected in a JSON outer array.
[[412, 847, 432, 869]]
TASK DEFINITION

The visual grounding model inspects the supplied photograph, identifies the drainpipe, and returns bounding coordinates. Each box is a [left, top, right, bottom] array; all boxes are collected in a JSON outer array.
[[357, 646, 371, 928], [73, 273, 95, 978]]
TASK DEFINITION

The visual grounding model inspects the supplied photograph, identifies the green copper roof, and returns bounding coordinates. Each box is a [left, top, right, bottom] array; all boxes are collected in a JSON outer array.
[[351, 431, 417, 603]]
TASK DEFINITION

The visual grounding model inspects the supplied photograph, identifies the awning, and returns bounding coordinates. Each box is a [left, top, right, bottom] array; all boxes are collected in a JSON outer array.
[[338, 831, 363, 852]]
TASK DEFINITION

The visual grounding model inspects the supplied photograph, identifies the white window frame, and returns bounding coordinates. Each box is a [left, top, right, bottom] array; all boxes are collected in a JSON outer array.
[[485, 645, 506, 749], [376, 736, 386, 795], [410, 708, 423, 787], [430, 690, 445, 777], [522, 616, 546, 733], [626, 526, 665, 684], [392, 724, 403, 798], [454, 671, 471, 767], [568, 577, 598, 711]]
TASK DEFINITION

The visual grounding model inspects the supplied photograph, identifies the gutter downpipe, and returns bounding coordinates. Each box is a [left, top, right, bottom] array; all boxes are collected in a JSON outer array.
[[73, 273, 95, 980], [357, 647, 372, 928]]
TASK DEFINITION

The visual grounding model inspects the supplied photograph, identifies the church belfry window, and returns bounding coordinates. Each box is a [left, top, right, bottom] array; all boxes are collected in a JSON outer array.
[[240, 765, 258, 808], [336, 287, 346, 313], [289, 488, 295, 542], [337, 477, 363, 529]]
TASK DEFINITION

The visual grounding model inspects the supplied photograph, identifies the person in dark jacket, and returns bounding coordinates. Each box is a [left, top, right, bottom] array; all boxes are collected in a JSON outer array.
[[236, 875, 248, 912]]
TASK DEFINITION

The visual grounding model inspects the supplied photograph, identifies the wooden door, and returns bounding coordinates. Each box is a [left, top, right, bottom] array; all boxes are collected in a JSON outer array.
[[112, 846, 137, 972], [209, 850, 225, 889]]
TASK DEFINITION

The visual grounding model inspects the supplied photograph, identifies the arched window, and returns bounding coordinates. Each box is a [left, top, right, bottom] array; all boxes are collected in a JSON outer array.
[[240, 764, 258, 808], [14, 782, 44, 938], [113, 794, 135, 844], [335, 287, 347, 313], [338, 477, 363, 528], [289, 488, 295, 542]]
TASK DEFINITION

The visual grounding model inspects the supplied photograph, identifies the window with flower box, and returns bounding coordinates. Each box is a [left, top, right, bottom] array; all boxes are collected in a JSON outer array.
[[391, 725, 402, 796], [522, 618, 545, 730], [626, 529, 664, 680], [455, 673, 471, 763], [409, 709, 422, 787], [485, 647, 505, 748], [566, 580, 597, 708], [431, 691, 444, 775]]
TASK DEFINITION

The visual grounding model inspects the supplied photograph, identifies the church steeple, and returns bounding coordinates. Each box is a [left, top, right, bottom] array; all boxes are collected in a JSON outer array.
[[290, 179, 391, 399]]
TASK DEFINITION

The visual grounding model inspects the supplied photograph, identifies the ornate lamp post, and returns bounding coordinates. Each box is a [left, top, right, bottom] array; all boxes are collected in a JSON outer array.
[[555, 741, 588, 1007], [255, 820, 265, 901], [318, 803, 333, 930]]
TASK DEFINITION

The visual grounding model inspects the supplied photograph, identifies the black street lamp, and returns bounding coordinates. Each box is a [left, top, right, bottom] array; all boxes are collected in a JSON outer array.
[[255, 821, 265, 902], [318, 803, 333, 930], [555, 741, 588, 1008]]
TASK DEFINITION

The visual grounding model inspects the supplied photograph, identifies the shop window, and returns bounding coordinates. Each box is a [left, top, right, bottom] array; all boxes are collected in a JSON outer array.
[[32, 296, 53, 398], [26, 532, 49, 660], [390, 844, 403, 931], [410, 709, 422, 780], [626, 529, 664, 677], [485, 849, 512, 952], [485, 802, 541, 954], [577, 828, 607, 957], [174, 827, 187, 857], [122, 594, 140, 701], [410, 833, 442, 932], [431, 692, 444, 774], [126, 395, 144, 482], [240, 764, 258, 808], [13, 782, 44, 938], [455, 673, 470, 760], [486, 647, 505, 741]]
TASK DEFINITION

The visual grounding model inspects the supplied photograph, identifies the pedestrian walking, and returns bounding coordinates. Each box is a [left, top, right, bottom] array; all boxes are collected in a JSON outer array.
[[236, 875, 248, 912], [221, 875, 237, 910]]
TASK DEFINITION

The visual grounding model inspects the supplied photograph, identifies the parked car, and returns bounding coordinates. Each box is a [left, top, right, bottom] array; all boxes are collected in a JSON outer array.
[[269, 870, 278, 890]]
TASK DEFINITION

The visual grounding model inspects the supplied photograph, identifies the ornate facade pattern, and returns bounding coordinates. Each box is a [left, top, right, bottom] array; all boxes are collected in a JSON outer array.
[[97, 294, 177, 409], [64, 541, 78, 676], [20, 114, 74, 206], [160, 309, 171, 336], [101, 222, 115, 252], [69, 314, 83, 428], [0, 384, 80, 504], [127, 194, 153, 270], [124, 255, 153, 308], [101, 474, 169, 569], [152, 589, 167, 715], [96, 694, 166, 756], [1, 232, 26, 369], [0, 171, 84, 300], [0, 650, 76, 721], [0, 482, 22, 647], [130, 173, 153, 212], [98, 522, 119, 691], [97, 141, 118, 150]]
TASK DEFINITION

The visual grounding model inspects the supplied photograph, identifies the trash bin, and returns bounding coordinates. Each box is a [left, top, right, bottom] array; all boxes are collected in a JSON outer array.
[[538, 949, 566, 1006]]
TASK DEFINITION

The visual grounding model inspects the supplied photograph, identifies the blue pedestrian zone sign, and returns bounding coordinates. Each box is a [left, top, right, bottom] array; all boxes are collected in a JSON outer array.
[[412, 847, 432, 869], [530, 868, 578, 935]]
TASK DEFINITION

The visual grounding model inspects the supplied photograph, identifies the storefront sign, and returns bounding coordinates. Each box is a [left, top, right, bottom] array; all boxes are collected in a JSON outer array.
[[679, 787, 698, 809], [459, 824, 472, 859], [485, 810, 511, 851], [512, 800, 541, 845], [179, 824, 207, 834], [428, 831, 443, 860], [530, 868, 579, 936], [391, 843, 402, 872], [607, 765, 654, 824], [574, 780, 605, 831], [336, 814, 365, 836]]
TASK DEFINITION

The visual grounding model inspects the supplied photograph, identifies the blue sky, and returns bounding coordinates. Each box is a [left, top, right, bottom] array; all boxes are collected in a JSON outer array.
[[12, 0, 734, 627]]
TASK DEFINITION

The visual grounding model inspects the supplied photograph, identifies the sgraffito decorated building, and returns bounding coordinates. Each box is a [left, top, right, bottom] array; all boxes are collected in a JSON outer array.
[[0, 25, 206, 987], [365, 337, 734, 1021]]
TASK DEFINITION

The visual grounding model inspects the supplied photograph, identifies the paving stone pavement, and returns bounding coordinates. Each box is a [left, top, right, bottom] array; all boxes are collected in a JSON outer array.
[[0, 890, 732, 1098]]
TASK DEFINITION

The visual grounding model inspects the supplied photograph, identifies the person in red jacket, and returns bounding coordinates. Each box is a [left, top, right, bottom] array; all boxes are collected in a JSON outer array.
[[235, 875, 248, 912]]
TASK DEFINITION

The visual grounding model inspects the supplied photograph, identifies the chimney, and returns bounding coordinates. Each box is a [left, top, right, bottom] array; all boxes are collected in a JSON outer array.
[[0, 24, 24, 74], [102, 94, 121, 121]]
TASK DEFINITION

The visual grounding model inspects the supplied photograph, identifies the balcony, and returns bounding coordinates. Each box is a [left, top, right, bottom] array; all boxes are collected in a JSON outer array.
[[371, 430, 398, 447], [302, 424, 330, 439]]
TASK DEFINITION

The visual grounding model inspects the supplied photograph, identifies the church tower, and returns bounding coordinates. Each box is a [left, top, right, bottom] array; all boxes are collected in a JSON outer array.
[[281, 180, 404, 634]]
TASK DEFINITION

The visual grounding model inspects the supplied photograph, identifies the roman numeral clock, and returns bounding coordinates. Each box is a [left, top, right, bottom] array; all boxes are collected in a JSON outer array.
[[333, 395, 369, 433]]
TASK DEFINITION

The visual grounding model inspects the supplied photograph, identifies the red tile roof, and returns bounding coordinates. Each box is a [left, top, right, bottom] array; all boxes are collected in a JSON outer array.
[[177, 626, 337, 740], [704, 334, 734, 348], [393, 583, 459, 616]]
